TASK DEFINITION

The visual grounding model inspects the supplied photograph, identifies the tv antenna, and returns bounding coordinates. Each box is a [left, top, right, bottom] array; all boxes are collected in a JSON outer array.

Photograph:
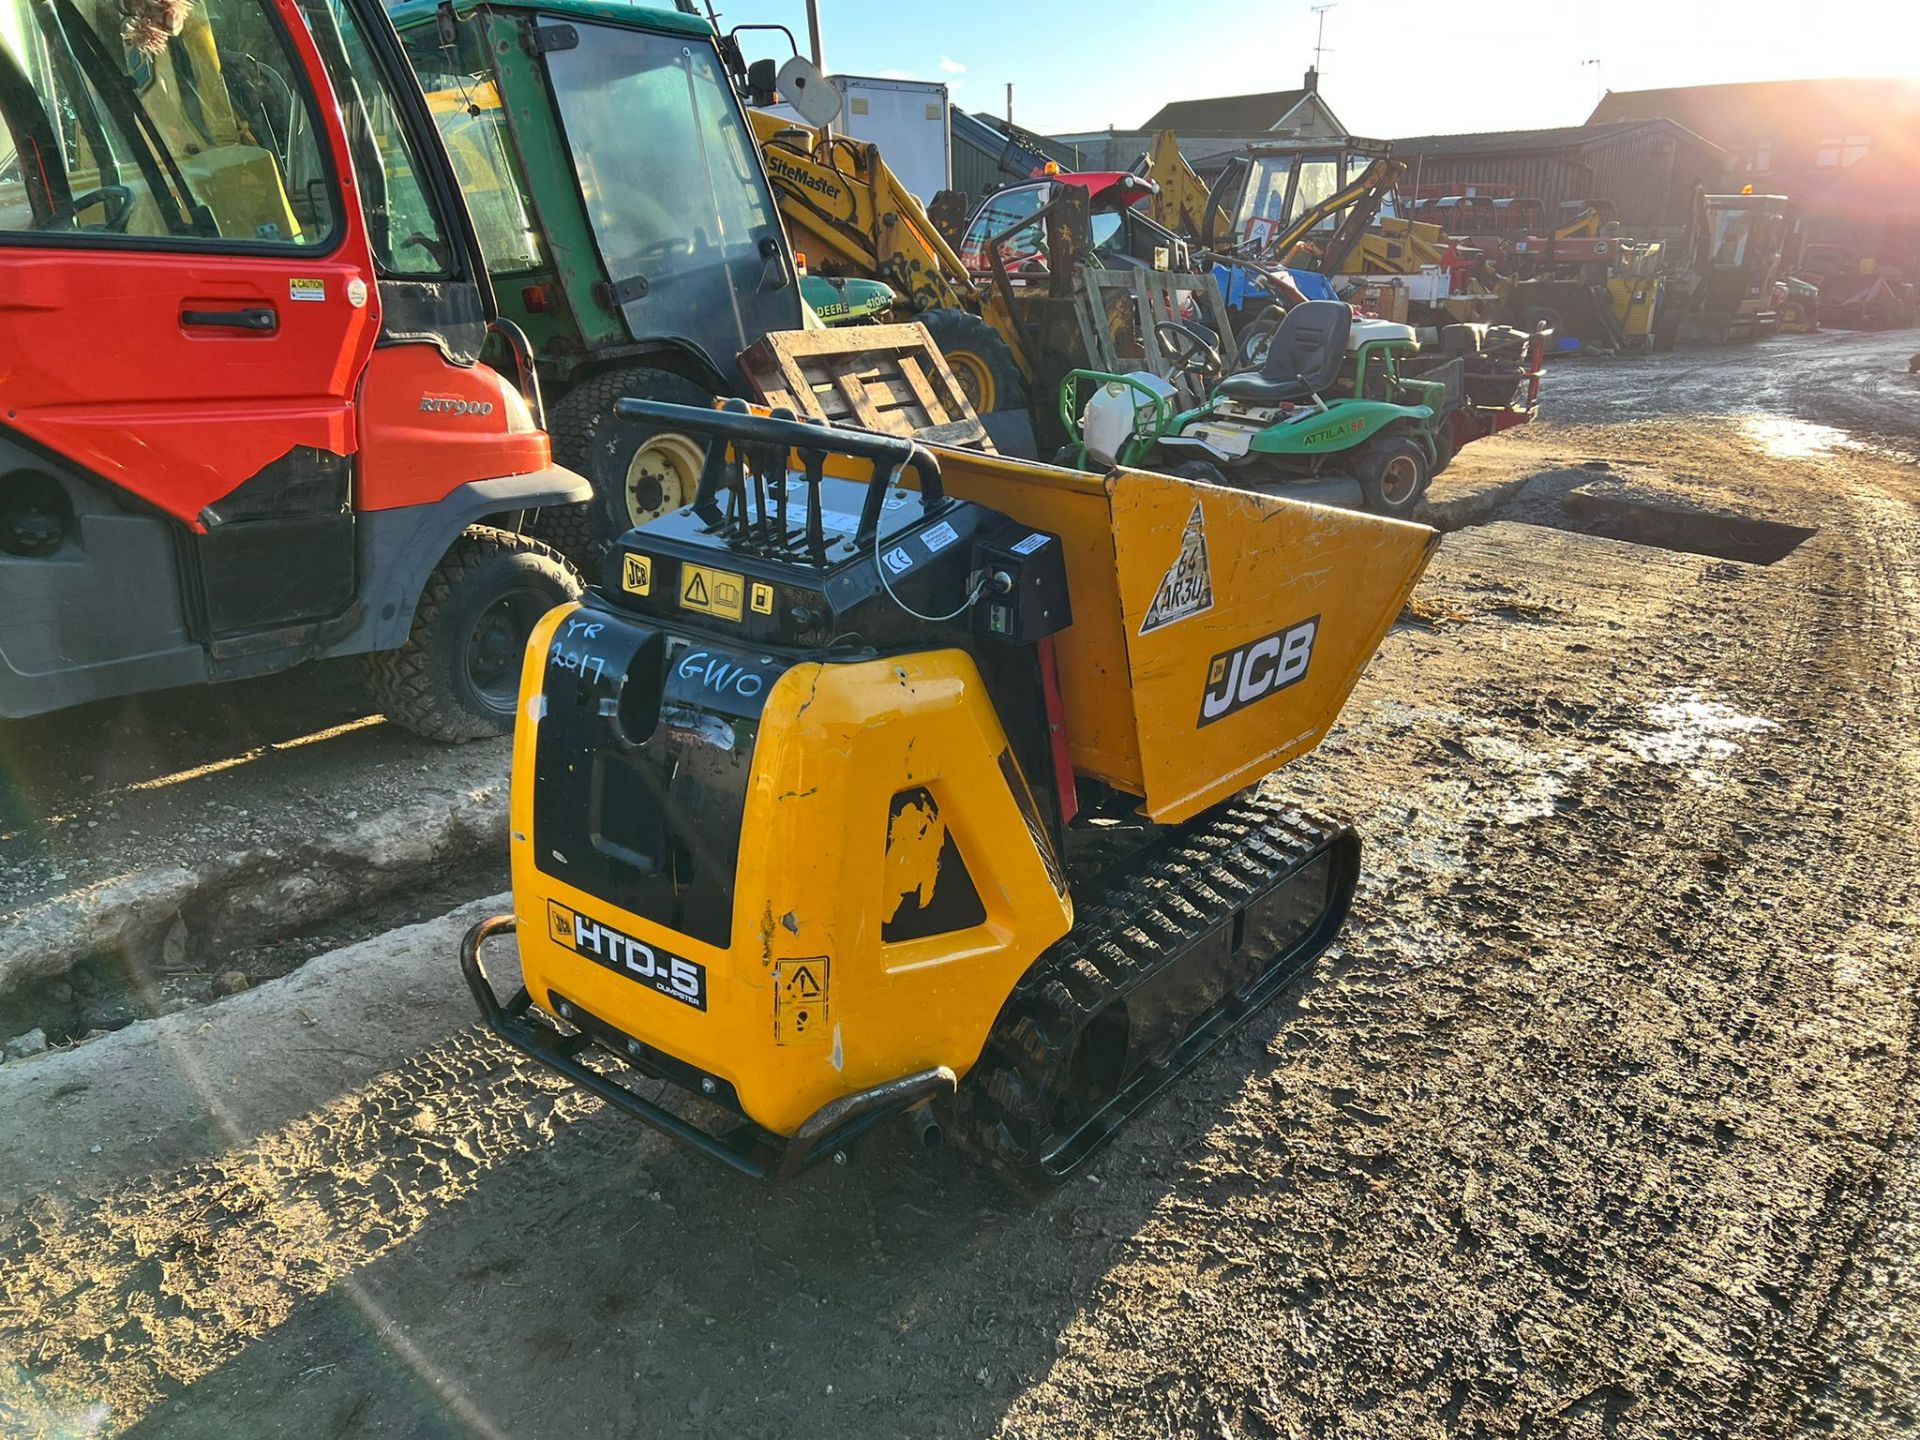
[[1310, 4, 1336, 71]]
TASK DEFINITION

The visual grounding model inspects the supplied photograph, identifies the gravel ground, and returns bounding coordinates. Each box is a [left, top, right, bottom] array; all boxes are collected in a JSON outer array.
[[0, 329, 1914, 1439]]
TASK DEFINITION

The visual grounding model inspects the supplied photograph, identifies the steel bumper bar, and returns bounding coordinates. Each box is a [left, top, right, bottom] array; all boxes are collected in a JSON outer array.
[[460, 915, 956, 1181]]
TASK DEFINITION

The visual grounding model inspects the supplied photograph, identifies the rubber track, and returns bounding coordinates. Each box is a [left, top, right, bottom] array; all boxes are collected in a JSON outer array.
[[957, 792, 1351, 1187]]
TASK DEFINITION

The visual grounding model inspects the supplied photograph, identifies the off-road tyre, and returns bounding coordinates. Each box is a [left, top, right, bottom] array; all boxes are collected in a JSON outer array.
[[538, 366, 718, 565], [367, 526, 580, 743], [1518, 304, 1562, 340], [918, 308, 1025, 415], [1167, 458, 1232, 487], [1353, 434, 1430, 519]]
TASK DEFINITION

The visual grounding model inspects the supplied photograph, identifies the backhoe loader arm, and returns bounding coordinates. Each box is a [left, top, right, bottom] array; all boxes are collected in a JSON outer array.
[[1264, 156, 1402, 272], [749, 109, 978, 313], [1137, 129, 1212, 241]]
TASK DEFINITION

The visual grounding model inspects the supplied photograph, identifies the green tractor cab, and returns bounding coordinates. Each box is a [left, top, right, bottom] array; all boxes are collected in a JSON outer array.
[[1062, 301, 1451, 518], [395, 0, 845, 557]]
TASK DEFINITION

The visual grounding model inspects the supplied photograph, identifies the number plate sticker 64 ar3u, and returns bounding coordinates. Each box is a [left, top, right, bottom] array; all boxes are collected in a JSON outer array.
[[547, 901, 707, 1010]]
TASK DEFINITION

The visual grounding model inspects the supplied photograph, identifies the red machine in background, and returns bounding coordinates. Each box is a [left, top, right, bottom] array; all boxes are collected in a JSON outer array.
[[0, 0, 588, 738]]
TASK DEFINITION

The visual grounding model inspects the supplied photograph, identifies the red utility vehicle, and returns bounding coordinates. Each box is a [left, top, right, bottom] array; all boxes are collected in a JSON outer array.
[[956, 169, 1156, 277], [0, 0, 589, 738]]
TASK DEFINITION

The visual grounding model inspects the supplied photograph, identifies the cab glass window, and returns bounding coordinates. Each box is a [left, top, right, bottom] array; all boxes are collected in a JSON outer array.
[[0, 0, 335, 244], [960, 183, 1046, 272], [299, 0, 449, 275], [401, 21, 544, 272]]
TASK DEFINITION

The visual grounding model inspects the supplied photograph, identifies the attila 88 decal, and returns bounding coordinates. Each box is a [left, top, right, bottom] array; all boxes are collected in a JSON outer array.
[[1198, 615, 1318, 727], [547, 901, 707, 1010]]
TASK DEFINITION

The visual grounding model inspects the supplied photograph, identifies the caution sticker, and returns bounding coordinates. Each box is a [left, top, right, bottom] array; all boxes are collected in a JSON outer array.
[[621, 553, 652, 596], [289, 277, 326, 302], [678, 562, 745, 622], [749, 580, 775, 616], [773, 957, 829, 1044]]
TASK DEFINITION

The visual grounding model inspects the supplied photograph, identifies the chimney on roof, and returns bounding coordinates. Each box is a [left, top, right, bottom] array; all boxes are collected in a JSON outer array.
[[1304, 65, 1318, 92]]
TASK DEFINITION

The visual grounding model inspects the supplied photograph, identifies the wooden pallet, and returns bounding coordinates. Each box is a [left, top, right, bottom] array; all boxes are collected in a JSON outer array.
[[1074, 267, 1239, 409], [738, 322, 994, 451]]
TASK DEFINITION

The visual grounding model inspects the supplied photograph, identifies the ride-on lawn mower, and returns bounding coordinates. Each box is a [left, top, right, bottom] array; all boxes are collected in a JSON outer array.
[[1061, 300, 1450, 519], [462, 401, 1435, 1184]]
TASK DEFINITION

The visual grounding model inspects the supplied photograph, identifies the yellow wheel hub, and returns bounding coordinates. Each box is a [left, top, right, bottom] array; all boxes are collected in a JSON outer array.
[[945, 349, 996, 415], [623, 431, 705, 529]]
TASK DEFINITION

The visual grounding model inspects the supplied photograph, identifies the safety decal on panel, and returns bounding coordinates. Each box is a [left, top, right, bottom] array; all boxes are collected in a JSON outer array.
[[773, 957, 830, 1045], [1139, 501, 1214, 634], [679, 563, 745, 622], [288, 278, 326, 302]]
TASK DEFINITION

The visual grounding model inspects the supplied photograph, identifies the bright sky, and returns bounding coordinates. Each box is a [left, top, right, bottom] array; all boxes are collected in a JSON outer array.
[[724, 0, 1920, 139]]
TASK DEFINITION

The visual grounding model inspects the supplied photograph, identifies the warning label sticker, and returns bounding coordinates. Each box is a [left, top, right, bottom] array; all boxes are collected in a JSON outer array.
[[288, 278, 326, 302], [1139, 502, 1214, 634], [773, 957, 829, 1044], [678, 562, 745, 622]]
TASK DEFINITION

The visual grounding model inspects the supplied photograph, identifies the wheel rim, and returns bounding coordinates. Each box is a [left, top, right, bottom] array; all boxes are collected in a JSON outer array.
[[945, 349, 996, 414], [622, 431, 704, 530], [1380, 453, 1422, 508], [463, 587, 549, 711]]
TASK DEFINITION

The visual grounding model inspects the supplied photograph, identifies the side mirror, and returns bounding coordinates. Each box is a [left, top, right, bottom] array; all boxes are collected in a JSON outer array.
[[777, 56, 841, 128], [745, 58, 778, 107]]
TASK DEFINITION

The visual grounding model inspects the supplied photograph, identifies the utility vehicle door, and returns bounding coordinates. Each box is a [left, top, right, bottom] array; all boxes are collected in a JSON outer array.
[[0, 0, 379, 526], [527, 14, 802, 377]]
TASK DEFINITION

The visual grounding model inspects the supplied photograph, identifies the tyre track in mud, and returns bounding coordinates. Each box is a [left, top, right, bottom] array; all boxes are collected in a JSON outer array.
[[0, 417, 1914, 1440], [1000, 434, 1920, 1438]]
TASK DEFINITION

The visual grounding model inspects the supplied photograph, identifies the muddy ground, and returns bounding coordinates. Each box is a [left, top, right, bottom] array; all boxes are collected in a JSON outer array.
[[0, 329, 1916, 1438]]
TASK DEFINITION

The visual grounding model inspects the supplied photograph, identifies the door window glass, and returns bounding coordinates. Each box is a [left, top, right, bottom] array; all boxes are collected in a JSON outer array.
[[547, 25, 777, 282], [1709, 209, 1751, 267], [297, 0, 449, 274], [401, 22, 543, 272], [960, 183, 1045, 272], [0, 0, 334, 243]]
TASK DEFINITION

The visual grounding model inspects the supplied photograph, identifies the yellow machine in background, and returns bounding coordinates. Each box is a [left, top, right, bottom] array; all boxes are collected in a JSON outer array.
[[463, 402, 1432, 1184], [747, 110, 1024, 412]]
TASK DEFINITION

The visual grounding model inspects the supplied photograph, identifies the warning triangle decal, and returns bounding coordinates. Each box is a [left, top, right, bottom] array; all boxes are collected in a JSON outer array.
[[1139, 502, 1214, 634], [684, 571, 710, 605]]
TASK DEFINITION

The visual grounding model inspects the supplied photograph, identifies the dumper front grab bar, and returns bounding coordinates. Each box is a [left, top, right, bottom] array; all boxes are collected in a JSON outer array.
[[460, 915, 957, 1181]]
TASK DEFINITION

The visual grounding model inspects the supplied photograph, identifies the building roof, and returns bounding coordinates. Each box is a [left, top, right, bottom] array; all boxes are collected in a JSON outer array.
[[1589, 77, 1920, 144], [1392, 118, 1719, 159], [1141, 89, 1310, 133]]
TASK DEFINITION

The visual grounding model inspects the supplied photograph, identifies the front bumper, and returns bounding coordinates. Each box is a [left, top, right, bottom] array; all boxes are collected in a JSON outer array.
[[460, 915, 956, 1181]]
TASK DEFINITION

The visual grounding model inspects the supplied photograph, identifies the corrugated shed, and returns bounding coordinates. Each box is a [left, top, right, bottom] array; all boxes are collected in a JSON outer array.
[[949, 111, 1081, 198], [1392, 120, 1725, 229]]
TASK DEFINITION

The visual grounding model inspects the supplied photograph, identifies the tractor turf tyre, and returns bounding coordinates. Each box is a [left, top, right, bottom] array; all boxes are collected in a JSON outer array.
[[1167, 458, 1232, 487], [918, 308, 1025, 415], [367, 526, 580, 743], [540, 366, 718, 565], [1353, 434, 1430, 519]]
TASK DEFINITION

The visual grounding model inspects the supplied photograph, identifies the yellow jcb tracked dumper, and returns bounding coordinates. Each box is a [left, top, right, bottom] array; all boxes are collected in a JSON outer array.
[[462, 403, 1434, 1185]]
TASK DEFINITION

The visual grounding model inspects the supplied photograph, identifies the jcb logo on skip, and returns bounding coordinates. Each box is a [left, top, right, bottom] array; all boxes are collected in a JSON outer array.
[[1198, 617, 1318, 727]]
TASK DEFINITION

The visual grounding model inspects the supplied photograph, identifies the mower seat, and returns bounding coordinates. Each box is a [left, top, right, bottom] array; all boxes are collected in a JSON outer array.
[[1218, 300, 1351, 405]]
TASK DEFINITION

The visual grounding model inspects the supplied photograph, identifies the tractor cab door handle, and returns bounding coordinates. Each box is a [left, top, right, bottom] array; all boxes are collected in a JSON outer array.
[[181, 307, 279, 333]]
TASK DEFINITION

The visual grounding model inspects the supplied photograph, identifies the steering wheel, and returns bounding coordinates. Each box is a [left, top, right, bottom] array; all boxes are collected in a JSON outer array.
[[1154, 320, 1224, 382], [40, 184, 134, 233]]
